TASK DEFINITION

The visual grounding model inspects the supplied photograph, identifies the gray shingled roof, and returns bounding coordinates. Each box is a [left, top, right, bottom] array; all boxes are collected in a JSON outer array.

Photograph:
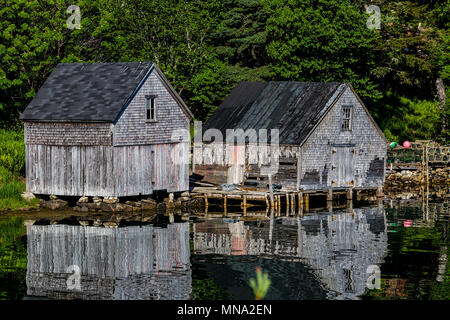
[[20, 62, 154, 122], [202, 81, 348, 145]]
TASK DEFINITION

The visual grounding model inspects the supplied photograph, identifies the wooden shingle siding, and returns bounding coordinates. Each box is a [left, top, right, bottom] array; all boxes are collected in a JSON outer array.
[[113, 71, 190, 146], [26, 143, 189, 196], [24, 122, 113, 146], [299, 87, 386, 189]]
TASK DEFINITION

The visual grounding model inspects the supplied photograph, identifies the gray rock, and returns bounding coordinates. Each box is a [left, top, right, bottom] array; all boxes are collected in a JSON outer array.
[[42, 199, 68, 210], [114, 203, 133, 212], [23, 220, 35, 226], [100, 202, 115, 212], [78, 196, 89, 203], [49, 195, 58, 200], [21, 192, 35, 202], [93, 196, 102, 203], [79, 220, 90, 226], [103, 196, 119, 204], [103, 222, 119, 228]]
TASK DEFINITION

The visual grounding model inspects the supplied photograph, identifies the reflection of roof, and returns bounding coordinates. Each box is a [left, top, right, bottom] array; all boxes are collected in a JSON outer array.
[[193, 208, 388, 299], [26, 223, 191, 300]]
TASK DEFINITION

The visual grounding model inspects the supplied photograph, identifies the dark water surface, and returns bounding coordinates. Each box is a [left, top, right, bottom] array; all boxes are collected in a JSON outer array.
[[0, 201, 449, 300]]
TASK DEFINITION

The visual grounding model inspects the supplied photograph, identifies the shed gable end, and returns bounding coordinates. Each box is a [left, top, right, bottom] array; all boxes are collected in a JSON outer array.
[[113, 70, 190, 146], [300, 86, 387, 189]]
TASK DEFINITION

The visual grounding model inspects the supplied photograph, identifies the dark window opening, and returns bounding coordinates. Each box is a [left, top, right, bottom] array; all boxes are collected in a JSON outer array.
[[341, 106, 352, 131], [146, 96, 157, 121], [344, 268, 354, 293]]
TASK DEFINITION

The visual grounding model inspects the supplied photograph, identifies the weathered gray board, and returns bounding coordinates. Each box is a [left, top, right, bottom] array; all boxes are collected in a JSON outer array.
[[25, 142, 189, 197]]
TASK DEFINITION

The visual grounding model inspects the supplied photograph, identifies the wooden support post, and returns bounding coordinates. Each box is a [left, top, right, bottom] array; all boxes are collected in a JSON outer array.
[[327, 188, 333, 202], [347, 199, 353, 212], [291, 193, 295, 214], [376, 185, 384, 198], [356, 190, 361, 201], [265, 194, 270, 209], [243, 195, 247, 216], [347, 188, 353, 200], [224, 195, 227, 215], [304, 194, 309, 212], [377, 197, 383, 208], [277, 195, 281, 216], [326, 188, 333, 212], [286, 193, 290, 215], [268, 174, 274, 209], [327, 199, 333, 212], [204, 194, 209, 214], [298, 192, 303, 213]]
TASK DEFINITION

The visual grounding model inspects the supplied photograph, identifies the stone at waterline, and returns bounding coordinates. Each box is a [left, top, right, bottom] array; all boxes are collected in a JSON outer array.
[[21, 192, 35, 202], [49, 195, 58, 200], [113, 203, 133, 213], [78, 220, 90, 226], [24, 219, 35, 226], [78, 196, 89, 203], [100, 202, 115, 212], [125, 201, 141, 207], [87, 202, 102, 210], [103, 196, 119, 204], [103, 221, 118, 228], [93, 196, 102, 203], [41, 199, 68, 210]]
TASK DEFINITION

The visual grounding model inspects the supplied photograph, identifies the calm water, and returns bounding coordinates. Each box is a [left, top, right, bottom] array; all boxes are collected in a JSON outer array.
[[0, 201, 449, 300]]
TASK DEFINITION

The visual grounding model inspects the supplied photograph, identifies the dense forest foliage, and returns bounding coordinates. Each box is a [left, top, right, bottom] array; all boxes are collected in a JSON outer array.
[[0, 0, 449, 143]]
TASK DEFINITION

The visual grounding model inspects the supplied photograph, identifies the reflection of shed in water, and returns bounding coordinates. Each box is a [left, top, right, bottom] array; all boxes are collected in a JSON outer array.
[[193, 208, 388, 299], [26, 223, 191, 300]]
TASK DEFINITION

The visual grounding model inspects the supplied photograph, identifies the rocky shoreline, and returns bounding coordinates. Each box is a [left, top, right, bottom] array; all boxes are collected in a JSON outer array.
[[7, 167, 449, 214], [33, 191, 204, 214], [384, 168, 449, 200]]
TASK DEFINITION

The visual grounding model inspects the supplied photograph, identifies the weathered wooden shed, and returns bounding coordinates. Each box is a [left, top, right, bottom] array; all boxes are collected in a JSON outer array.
[[194, 82, 387, 191], [20, 62, 193, 197]]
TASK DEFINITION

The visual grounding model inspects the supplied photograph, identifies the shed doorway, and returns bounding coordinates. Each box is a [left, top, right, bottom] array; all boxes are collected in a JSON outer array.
[[330, 145, 355, 188]]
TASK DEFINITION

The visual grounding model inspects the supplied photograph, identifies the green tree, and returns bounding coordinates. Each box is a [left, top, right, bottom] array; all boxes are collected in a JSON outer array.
[[263, 0, 381, 100]]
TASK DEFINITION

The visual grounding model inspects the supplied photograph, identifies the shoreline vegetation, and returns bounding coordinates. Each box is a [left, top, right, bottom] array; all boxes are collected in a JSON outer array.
[[0, 129, 38, 210]]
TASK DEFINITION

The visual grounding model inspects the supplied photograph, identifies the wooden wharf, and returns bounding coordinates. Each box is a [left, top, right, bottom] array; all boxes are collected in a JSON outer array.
[[190, 185, 384, 215]]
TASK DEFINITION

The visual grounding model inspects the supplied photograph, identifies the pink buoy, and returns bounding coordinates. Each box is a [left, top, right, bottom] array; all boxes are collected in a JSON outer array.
[[403, 141, 411, 148]]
